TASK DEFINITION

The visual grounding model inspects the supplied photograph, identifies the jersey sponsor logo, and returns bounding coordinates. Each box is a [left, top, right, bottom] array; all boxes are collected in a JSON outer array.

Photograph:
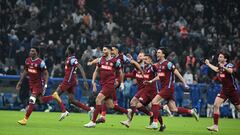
[[101, 65, 113, 70], [136, 73, 149, 79], [136, 73, 144, 78], [65, 65, 68, 69], [219, 73, 225, 78], [34, 64, 38, 67], [158, 72, 165, 77], [28, 68, 37, 73]]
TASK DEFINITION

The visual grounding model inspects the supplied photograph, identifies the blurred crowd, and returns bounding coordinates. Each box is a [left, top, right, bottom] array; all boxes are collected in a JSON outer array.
[[0, 0, 240, 84]]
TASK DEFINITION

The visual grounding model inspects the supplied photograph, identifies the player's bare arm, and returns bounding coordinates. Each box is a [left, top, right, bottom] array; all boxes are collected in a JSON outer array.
[[92, 66, 99, 92], [219, 63, 234, 74], [43, 69, 49, 87], [145, 75, 160, 84], [173, 68, 189, 89], [87, 58, 98, 66], [42, 69, 49, 95], [119, 69, 124, 83], [77, 63, 89, 90], [16, 69, 28, 90], [130, 60, 144, 75], [205, 59, 219, 72]]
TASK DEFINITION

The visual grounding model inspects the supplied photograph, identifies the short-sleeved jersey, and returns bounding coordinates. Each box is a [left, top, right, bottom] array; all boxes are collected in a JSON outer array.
[[125, 63, 146, 90], [143, 64, 157, 91], [63, 56, 78, 83], [115, 53, 131, 78], [217, 63, 238, 92], [97, 56, 121, 86], [155, 60, 176, 89], [25, 57, 46, 86], [116, 53, 131, 65]]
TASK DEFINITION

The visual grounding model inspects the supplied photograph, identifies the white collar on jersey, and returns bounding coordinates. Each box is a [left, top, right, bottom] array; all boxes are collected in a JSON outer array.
[[31, 57, 39, 61], [159, 59, 167, 64], [105, 56, 112, 61]]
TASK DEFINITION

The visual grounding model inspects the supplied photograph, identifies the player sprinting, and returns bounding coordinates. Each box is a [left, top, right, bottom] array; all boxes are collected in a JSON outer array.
[[88, 46, 143, 124], [84, 46, 130, 128], [120, 54, 166, 130], [95, 46, 143, 123], [51, 45, 93, 121], [205, 52, 240, 132], [146, 47, 199, 130], [16, 47, 60, 125]]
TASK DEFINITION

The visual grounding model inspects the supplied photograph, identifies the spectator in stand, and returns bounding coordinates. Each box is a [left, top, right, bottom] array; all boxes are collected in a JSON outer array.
[[122, 77, 132, 109], [183, 69, 194, 85]]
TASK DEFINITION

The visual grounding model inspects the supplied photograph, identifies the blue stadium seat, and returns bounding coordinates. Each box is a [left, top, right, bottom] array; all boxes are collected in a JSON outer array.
[[190, 85, 201, 108]]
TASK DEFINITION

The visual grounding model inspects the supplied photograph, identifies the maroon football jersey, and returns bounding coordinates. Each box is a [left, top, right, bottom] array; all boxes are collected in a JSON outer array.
[[116, 53, 131, 65], [63, 56, 78, 83], [25, 57, 46, 87], [97, 56, 121, 86], [143, 64, 157, 91], [154, 60, 176, 89], [217, 63, 238, 92], [124, 62, 144, 90]]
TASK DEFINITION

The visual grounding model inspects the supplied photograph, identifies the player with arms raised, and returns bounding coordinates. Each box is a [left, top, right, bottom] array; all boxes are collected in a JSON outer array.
[[84, 46, 126, 128], [146, 47, 199, 130], [205, 52, 240, 132]]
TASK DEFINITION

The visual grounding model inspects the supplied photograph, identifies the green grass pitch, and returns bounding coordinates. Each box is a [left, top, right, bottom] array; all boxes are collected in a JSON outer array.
[[0, 110, 239, 135]]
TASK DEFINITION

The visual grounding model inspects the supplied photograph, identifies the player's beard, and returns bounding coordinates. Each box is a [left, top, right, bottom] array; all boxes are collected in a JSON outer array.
[[30, 53, 37, 60], [138, 59, 143, 63]]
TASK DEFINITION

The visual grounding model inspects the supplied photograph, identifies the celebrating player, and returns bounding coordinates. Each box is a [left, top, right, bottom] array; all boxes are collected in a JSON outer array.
[[146, 47, 199, 130], [120, 54, 166, 130], [17, 47, 60, 125], [87, 46, 143, 123], [84, 46, 130, 128], [51, 45, 93, 121], [205, 52, 240, 132], [95, 46, 143, 123]]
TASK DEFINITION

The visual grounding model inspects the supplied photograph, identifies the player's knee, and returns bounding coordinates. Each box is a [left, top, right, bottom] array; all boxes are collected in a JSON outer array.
[[130, 100, 135, 106], [171, 108, 178, 112], [106, 103, 114, 108], [95, 97, 102, 104], [105, 103, 110, 108], [130, 98, 138, 105], [151, 100, 158, 105], [136, 102, 143, 108], [236, 105, 240, 112], [213, 103, 220, 109], [29, 96, 36, 104]]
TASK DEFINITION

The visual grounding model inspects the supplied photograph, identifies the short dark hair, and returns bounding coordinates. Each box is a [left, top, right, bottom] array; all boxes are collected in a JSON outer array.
[[111, 45, 119, 50], [31, 46, 40, 54], [67, 45, 75, 55], [218, 51, 230, 62], [103, 45, 112, 50], [158, 47, 169, 57], [144, 54, 153, 60]]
